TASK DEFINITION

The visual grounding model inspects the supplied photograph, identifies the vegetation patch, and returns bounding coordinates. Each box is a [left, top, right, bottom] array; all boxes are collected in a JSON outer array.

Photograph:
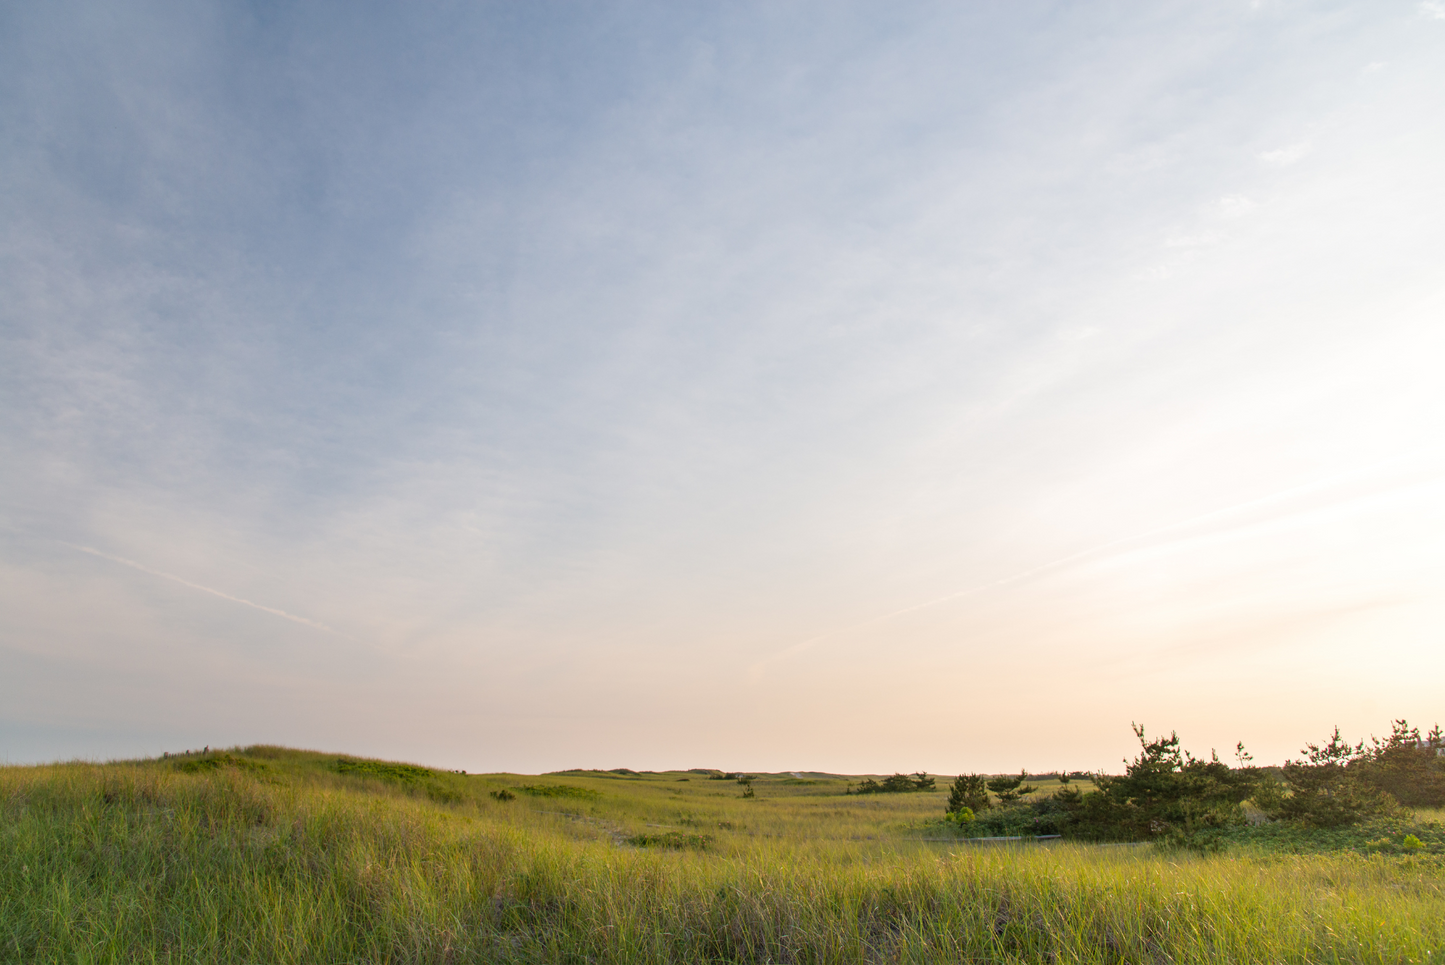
[[334, 758, 433, 782], [172, 753, 267, 774], [849, 772, 935, 794], [6, 741, 1445, 962], [938, 718, 1445, 851], [626, 830, 712, 849], [515, 784, 600, 800], [1216, 816, 1445, 856]]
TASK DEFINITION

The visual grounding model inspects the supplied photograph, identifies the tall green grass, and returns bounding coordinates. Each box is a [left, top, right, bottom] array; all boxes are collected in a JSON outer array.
[[2, 749, 1441, 963]]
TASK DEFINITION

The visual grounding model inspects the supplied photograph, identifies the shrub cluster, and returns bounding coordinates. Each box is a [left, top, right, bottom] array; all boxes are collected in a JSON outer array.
[[947, 774, 990, 814], [334, 758, 433, 782], [1271, 720, 1444, 825], [945, 719, 1445, 843], [849, 772, 935, 794], [513, 784, 600, 800]]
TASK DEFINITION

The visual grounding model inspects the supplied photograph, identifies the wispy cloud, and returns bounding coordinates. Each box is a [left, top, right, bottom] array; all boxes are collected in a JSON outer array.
[[4, 2, 1445, 770], [750, 461, 1445, 676], [1419, 2, 1445, 21], [64, 544, 337, 635]]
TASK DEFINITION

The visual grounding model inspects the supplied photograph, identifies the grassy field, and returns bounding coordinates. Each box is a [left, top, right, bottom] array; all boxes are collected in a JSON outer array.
[[2, 747, 1443, 963]]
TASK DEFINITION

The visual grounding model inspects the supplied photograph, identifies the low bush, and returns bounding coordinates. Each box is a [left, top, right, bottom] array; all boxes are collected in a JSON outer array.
[[334, 758, 433, 782], [850, 772, 934, 794], [514, 784, 600, 800], [942, 806, 975, 826]]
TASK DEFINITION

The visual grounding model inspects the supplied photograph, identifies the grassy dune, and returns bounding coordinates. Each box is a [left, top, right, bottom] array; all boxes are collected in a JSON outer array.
[[2, 748, 1442, 963]]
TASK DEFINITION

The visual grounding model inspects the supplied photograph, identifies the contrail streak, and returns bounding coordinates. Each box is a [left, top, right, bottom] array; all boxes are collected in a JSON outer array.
[[66, 543, 337, 634]]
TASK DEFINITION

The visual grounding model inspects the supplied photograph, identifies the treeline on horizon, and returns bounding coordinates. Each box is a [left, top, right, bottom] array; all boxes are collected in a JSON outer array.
[[933, 718, 1444, 844]]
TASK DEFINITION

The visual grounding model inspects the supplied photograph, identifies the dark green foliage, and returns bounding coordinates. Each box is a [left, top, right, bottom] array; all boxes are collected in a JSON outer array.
[[943, 718, 1443, 846], [1270, 720, 1445, 825], [334, 758, 433, 782], [967, 796, 1075, 837], [951, 784, 1090, 838], [851, 773, 935, 795], [1355, 720, 1445, 808], [881, 774, 916, 793], [947, 774, 991, 813], [1214, 813, 1445, 856], [1274, 726, 1396, 826], [515, 784, 600, 800], [986, 772, 1036, 805], [1060, 726, 1261, 842], [490, 788, 515, 802]]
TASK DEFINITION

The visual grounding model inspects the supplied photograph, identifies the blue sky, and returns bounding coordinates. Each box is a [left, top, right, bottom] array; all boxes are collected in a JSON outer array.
[[3, 1, 1444, 773]]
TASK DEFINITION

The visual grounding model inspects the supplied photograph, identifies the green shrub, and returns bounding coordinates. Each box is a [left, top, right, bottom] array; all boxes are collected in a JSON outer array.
[[944, 807, 975, 826], [1068, 725, 1261, 841], [334, 758, 433, 782], [515, 784, 599, 800], [1274, 727, 1396, 827], [1354, 720, 1445, 808], [986, 772, 1036, 804], [851, 772, 934, 795], [947, 774, 990, 813]]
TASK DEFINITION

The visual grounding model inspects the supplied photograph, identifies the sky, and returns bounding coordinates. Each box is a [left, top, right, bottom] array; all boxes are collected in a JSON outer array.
[[3, 0, 1444, 775]]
